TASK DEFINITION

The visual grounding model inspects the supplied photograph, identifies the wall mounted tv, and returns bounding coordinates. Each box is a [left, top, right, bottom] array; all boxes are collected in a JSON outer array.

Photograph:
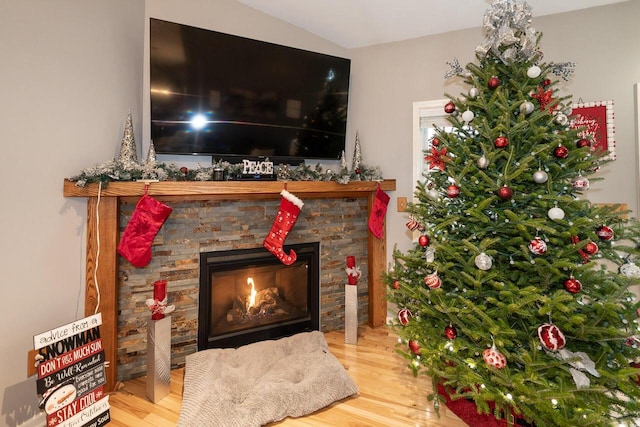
[[150, 18, 351, 164]]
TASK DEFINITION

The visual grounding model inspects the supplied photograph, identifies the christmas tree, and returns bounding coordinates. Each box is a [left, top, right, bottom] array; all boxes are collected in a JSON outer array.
[[385, 1, 640, 425]]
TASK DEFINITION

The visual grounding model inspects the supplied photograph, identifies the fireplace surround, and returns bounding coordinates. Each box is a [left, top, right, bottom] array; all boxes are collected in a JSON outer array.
[[198, 242, 320, 349], [63, 179, 395, 390]]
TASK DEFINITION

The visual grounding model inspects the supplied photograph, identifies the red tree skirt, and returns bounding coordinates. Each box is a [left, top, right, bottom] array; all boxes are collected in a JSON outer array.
[[437, 384, 533, 426]]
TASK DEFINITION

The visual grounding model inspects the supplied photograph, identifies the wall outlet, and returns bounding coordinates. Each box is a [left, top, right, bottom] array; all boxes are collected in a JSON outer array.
[[397, 197, 407, 212]]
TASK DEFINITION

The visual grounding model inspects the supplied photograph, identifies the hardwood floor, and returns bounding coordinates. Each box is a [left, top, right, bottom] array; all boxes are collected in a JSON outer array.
[[108, 326, 468, 426]]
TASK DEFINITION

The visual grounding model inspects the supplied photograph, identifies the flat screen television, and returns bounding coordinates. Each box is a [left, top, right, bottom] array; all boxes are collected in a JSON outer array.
[[150, 18, 351, 164]]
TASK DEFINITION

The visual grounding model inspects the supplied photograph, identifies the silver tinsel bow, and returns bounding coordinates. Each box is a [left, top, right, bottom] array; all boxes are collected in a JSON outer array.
[[475, 0, 540, 64], [555, 348, 601, 389]]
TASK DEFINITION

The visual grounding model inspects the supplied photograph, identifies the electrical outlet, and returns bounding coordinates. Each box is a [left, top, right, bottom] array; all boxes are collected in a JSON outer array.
[[397, 197, 407, 212]]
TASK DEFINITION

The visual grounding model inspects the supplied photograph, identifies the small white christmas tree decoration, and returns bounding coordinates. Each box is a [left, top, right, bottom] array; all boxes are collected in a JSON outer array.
[[145, 141, 157, 166], [118, 110, 139, 169], [352, 132, 362, 179]]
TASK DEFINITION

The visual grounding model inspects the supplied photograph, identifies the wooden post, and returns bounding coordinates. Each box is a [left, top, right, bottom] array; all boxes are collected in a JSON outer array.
[[85, 195, 119, 392], [367, 191, 388, 328]]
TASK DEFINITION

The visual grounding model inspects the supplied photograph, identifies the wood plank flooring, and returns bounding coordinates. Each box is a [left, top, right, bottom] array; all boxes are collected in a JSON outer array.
[[108, 326, 468, 426]]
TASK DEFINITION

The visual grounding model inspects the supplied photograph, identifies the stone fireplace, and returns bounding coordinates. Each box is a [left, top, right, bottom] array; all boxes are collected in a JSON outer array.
[[63, 179, 395, 390], [116, 196, 369, 381]]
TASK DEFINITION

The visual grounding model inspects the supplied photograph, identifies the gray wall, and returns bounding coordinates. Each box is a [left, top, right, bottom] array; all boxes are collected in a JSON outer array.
[[1, 1, 638, 425]]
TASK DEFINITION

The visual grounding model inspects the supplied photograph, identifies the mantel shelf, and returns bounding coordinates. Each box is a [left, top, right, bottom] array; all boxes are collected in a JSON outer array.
[[63, 179, 396, 200]]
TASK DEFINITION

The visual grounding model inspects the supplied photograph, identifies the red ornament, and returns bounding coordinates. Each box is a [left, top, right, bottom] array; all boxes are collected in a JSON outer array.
[[538, 323, 566, 351], [409, 339, 421, 355], [444, 325, 457, 340], [583, 241, 599, 255], [496, 186, 513, 201], [563, 276, 582, 294], [444, 101, 456, 114], [528, 237, 547, 255], [180, 166, 189, 175], [542, 78, 551, 87], [494, 135, 509, 148], [488, 76, 501, 90], [446, 185, 460, 198], [398, 308, 412, 326], [418, 235, 430, 247], [482, 345, 507, 369], [405, 217, 424, 232], [431, 137, 441, 147], [553, 145, 569, 159], [393, 280, 400, 290], [425, 271, 442, 289], [596, 225, 614, 241], [571, 235, 591, 264], [576, 138, 591, 148]]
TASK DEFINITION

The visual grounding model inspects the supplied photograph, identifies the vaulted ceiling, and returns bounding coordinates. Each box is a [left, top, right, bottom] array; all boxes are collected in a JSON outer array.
[[236, 0, 628, 48]]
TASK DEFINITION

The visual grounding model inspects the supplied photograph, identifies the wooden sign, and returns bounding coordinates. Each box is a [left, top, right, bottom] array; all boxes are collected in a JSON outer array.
[[570, 101, 616, 160], [34, 313, 110, 427]]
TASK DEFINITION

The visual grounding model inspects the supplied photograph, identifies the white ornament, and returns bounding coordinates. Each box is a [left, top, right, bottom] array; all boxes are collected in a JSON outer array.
[[469, 87, 480, 99], [477, 155, 489, 169], [572, 174, 590, 192], [520, 101, 535, 115], [475, 253, 493, 270], [533, 170, 548, 183], [527, 65, 542, 78], [461, 109, 475, 123], [425, 246, 435, 263], [548, 207, 565, 220]]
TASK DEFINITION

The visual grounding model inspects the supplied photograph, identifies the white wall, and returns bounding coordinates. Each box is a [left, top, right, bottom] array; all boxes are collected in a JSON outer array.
[[1, 1, 639, 425], [349, 0, 640, 254]]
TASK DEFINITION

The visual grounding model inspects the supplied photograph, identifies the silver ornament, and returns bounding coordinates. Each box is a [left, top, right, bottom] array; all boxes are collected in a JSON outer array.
[[520, 101, 535, 115], [548, 206, 565, 220], [461, 109, 475, 123], [621, 262, 640, 278], [533, 170, 548, 183], [426, 189, 440, 200], [469, 87, 480, 99], [477, 155, 489, 169], [475, 253, 493, 270], [555, 112, 569, 126]]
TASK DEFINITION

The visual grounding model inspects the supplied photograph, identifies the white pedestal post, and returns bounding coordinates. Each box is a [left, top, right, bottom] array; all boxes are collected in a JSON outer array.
[[146, 315, 171, 403], [345, 285, 358, 344]]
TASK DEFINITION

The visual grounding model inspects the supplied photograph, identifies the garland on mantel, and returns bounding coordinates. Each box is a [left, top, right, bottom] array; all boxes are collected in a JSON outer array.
[[69, 158, 383, 187], [69, 113, 382, 187]]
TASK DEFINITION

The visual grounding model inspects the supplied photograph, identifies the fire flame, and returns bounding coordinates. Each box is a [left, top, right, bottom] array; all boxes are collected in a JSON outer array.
[[247, 277, 257, 312]]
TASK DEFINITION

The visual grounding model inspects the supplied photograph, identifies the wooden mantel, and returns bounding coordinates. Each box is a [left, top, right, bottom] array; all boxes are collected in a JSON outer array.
[[63, 178, 396, 391]]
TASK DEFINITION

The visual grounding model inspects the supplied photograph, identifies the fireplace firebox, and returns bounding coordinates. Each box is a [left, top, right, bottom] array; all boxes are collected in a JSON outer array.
[[198, 242, 320, 350]]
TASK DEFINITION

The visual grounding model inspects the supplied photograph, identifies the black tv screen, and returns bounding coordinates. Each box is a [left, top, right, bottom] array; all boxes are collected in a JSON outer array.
[[150, 18, 351, 163]]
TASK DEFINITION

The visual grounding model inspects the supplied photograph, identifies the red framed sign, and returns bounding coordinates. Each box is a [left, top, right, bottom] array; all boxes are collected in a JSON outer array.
[[570, 100, 616, 160]]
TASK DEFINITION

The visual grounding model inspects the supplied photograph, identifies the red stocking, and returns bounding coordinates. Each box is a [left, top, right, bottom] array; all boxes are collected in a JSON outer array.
[[263, 190, 304, 265], [117, 193, 173, 267], [368, 185, 390, 239]]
